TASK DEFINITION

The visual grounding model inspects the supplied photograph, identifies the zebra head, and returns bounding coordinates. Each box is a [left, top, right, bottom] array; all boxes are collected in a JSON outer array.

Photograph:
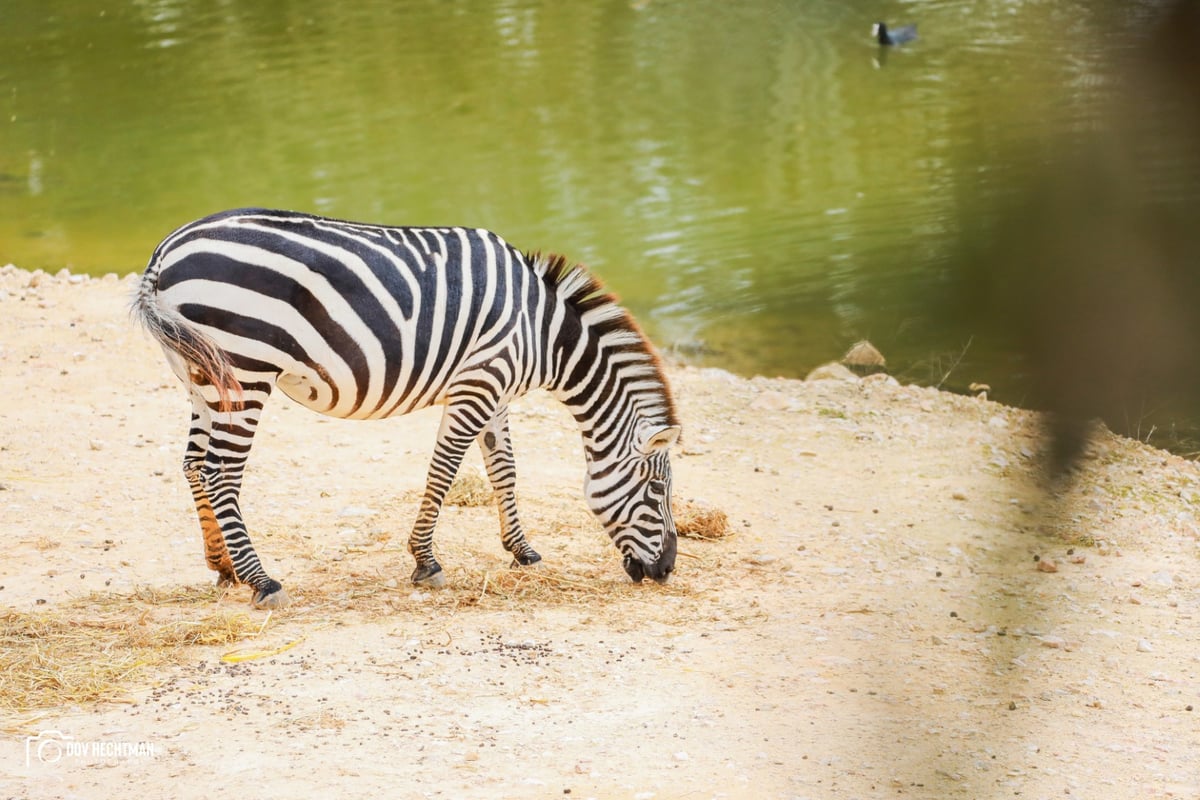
[[584, 421, 681, 584]]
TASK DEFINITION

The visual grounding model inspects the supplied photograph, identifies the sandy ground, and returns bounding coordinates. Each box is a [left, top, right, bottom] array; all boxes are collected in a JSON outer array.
[[1, 265, 1198, 799]]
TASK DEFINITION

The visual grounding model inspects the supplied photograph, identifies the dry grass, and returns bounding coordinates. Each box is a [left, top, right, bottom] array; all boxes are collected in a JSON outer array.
[[675, 499, 733, 540], [2, 495, 734, 715], [474, 566, 611, 604], [0, 587, 265, 714], [443, 468, 494, 507]]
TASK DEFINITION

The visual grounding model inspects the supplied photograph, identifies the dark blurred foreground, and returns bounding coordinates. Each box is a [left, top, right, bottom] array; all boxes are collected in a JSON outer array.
[[954, 1, 1200, 472]]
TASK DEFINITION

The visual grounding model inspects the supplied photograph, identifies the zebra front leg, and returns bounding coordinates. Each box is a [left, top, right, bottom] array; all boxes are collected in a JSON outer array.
[[478, 407, 541, 568], [185, 385, 289, 608], [408, 402, 491, 587]]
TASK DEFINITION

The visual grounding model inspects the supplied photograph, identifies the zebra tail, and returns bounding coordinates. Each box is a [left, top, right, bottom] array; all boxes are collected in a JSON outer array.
[[130, 274, 243, 413]]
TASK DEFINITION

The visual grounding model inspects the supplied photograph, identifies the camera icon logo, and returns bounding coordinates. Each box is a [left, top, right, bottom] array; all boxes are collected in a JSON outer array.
[[25, 730, 73, 766]]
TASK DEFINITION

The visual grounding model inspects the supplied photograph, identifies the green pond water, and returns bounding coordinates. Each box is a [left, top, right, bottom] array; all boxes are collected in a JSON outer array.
[[2, 1, 1194, 446]]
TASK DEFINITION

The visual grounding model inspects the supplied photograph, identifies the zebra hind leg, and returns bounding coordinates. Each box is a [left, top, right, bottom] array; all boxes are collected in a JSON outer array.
[[184, 383, 289, 609], [183, 393, 239, 587], [477, 408, 542, 568]]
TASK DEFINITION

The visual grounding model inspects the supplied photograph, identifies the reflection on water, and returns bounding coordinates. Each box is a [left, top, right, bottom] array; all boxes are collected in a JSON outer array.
[[2, 0, 1192, 442]]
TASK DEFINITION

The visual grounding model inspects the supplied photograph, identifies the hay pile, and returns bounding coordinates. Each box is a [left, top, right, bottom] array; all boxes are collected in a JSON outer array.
[[675, 499, 733, 540], [0, 588, 266, 714]]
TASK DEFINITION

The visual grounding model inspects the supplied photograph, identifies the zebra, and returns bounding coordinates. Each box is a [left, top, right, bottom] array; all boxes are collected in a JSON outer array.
[[131, 208, 682, 608]]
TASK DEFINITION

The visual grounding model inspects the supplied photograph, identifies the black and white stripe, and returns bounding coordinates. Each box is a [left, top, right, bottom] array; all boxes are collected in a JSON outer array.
[[132, 208, 681, 607]]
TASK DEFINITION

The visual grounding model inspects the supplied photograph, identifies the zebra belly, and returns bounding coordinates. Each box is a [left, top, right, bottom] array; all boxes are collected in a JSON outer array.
[[273, 368, 446, 420]]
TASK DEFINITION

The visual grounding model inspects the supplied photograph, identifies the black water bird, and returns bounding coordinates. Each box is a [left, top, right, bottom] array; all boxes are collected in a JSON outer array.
[[873, 22, 917, 46]]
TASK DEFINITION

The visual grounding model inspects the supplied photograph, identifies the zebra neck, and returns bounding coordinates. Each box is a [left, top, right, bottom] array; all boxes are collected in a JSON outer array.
[[550, 334, 674, 461], [533, 252, 678, 455]]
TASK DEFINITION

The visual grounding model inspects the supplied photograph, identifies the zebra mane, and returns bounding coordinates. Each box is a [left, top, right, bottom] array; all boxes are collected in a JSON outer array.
[[528, 252, 680, 430]]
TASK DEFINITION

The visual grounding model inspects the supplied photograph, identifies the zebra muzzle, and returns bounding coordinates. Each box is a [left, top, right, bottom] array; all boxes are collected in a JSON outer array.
[[622, 553, 674, 585]]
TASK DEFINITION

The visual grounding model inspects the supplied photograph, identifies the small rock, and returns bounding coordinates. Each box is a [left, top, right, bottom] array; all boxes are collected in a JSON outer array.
[[951, 489, 968, 501], [842, 340, 886, 369], [337, 505, 375, 517], [861, 372, 899, 387], [749, 391, 790, 412], [673, 751, 689, 762], [1036, 558, 1058, 573], [1137, 639, 1153, 653], [89, 439, 104, 451], [1040, 636, 1066, 649], [746, 554, 777, 566], [805, 362, 859, 383], [1068, 553, 1086, 565], [1147, 570, 1174, 588]]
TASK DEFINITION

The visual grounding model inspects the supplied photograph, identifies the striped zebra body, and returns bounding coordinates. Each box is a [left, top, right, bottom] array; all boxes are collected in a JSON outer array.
[[132, 209, 681, 607]]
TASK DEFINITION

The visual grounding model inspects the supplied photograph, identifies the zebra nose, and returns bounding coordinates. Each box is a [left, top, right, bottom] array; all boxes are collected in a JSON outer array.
[[623, 553, 674, 584]]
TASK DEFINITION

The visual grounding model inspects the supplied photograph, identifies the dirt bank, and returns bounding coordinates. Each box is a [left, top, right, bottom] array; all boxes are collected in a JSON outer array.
[[1, 266, 1198, 799]]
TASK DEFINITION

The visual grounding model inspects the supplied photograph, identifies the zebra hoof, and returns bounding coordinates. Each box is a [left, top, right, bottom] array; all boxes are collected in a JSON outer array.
[[510, 551, 544, 569], [215, 573, 237, 588], [251, 583, 290, 609], [411, 564, 446, 589]]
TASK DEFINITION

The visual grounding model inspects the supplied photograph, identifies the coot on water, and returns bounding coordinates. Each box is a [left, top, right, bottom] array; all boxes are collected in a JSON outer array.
[[872, 22, 918, 46]]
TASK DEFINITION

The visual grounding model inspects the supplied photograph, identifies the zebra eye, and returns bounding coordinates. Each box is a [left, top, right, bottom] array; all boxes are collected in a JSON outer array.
[[647, 479, 666, 498]]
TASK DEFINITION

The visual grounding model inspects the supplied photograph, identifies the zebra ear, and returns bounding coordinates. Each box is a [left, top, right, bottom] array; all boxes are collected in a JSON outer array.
[[638, 424, 681, 455]]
